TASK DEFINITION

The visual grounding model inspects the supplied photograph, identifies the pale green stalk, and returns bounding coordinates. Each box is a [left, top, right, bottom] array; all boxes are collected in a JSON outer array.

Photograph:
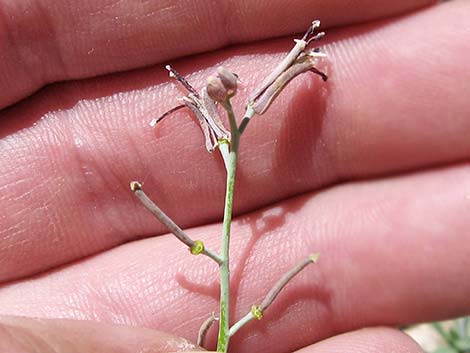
[[141, 35, 326, 349], [216, 99, 238, 352], [218, 139, 231, 171], [216, 102, 255, 352], [228, 254, 319, 338], [228, 311, 254, 337]]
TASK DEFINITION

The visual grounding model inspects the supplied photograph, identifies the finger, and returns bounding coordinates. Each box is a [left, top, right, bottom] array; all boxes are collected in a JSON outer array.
[[177, 328, 425, 353], [295, 327, 424, 353], [0, 164, 468, 353], [0, 315, 198, 353], [0, 0, 435, 109], [1, 0, 469, 282]]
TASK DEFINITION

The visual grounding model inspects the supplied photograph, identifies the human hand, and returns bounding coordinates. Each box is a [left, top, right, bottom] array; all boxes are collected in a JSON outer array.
[[0, 0, 469, 352]]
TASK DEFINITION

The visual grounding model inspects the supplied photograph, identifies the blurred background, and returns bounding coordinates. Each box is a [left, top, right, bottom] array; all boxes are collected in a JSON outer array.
[[405, 317, 470, 353]]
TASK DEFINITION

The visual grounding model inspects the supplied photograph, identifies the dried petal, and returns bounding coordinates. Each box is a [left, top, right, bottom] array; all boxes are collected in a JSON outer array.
[[182, 97, 215, 152], [248, 20, 324, 105], [152, 66, 231, 153], [252, 54, 326, 114], [200, 88, 231, 142], [247, 20, 327, 115]]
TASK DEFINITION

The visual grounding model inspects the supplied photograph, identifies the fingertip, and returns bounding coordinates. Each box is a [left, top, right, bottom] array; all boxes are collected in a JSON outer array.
[[0, 316, 197, 353]]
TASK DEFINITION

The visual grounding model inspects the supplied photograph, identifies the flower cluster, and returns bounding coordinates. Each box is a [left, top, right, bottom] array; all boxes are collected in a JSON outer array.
[[150, 65, 231, 152], [151, 20, 327, 151], [134, 20, 328, 353], [248, 20, 327, 114]]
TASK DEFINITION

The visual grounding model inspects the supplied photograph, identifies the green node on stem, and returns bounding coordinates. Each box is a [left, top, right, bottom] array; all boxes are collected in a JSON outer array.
[[190, 240, 205, 255], [251, 305, 264, 320]]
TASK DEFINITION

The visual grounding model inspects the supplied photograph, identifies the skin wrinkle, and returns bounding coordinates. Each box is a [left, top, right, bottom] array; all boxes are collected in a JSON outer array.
[[0, 4, 22, 85], [73, 97, 151, 243], [0, 1, 469, 283], [0, 322, 55, 353], [0, 2, 468, 352], [0, 0, 436, 109], [0, 163, 469, 352], [34, 1, 68, 81], [6, 2, 54, 86], [44, 119, 103, 253], [0, 3, 40, 106], [215, 0, 234, 48], [70, 120, 131, 241], [0, 317, 200, 353]]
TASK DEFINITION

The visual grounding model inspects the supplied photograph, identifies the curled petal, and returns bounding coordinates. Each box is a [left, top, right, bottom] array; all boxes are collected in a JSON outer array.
[[183, 97, 216, 152], [252, 55, 327, 114], [152, 66, 231, 153], [181, 90, 231, 152], [200, 88, 231, 143], [248, 20, 324, 105]]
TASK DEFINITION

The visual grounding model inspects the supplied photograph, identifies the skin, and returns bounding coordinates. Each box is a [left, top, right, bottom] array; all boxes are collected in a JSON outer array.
[[0, 0, 469, 352]]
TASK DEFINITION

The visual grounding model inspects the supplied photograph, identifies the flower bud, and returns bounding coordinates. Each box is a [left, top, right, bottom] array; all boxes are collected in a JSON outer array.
[[206, 75, 228, 102], [217, 66, 238, 95]]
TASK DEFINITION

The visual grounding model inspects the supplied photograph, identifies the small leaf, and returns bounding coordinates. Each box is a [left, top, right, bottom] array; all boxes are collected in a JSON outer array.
[[434, 346, 459, 353], [434, 322, 453, 342], [450, 328, 460, 341], [455, 337, 470, 351]]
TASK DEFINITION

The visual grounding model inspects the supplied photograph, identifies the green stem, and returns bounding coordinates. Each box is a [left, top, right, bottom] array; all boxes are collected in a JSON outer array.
[[433, 322, 456, 348], [218, 139, 231, 172], [238, 105, 255, 134], [217, 100, 239, 352]]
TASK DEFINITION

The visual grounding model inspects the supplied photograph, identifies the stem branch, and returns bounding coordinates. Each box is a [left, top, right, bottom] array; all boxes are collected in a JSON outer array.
[[238, 105, 255, 135], [197, 312, 218, 348], [218, 139, 231, 172], [130, 182, 223, 265], [229, 254, 319, 337]]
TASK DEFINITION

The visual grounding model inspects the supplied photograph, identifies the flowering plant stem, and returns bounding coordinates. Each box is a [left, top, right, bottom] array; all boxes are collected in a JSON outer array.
[[130, 20, 327, 353], [217, 100, 254, 352]]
